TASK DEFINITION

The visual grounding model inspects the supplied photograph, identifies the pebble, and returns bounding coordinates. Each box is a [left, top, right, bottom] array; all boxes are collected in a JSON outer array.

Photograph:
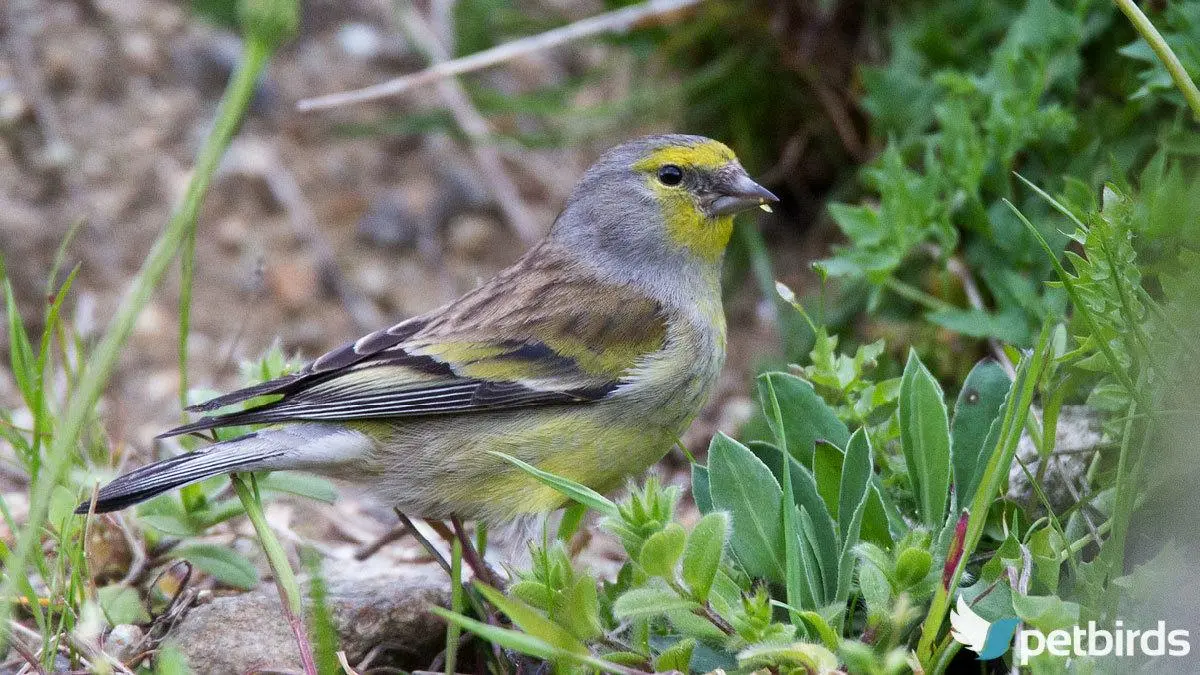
[[354, 260, 392, 301], [168, 560, 449, 672], [105, 624, 144, 663], [122, 32, 161, 75], [447, 212, 502, 259], [267, 258, 320, 313], [215, 217, 249, 252], [134, 302, 170, 340], [337, 23, 384, 60], [335, 22, 416, 67], [356, 192, 422, 249]]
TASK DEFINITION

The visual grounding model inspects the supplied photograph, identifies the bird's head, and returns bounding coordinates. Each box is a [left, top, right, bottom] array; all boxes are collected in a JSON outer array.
[[552, 135, 778, 276]]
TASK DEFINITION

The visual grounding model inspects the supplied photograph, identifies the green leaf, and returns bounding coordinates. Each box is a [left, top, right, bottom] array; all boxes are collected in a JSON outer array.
[[812, 441, 844, 522], [927, 307, 1030, 344], [707, 433, 785, 584], [97, 584, 150, 625], [746, 441, 840, 596], [256, 472, 338, 503], [858, 557, 892, 611], [899, 349, 952, 528], [474, 583, 588, 653], [510, 580, 553, 610], [559, 574, 604, 641], [682, 512, 727, 602], [737, 641, 839, 672], [951, 359, 1011, 504], [153, 645, 192, 675], [835, 435, 871, 605], [1028, 527, 1065, 594], [756, 372, 849, 465], [653, 637, 696, 673], [798, 611, 840, 651], [1011, 594, 1081, 633], [612, 583, 699, 619], [139, 513, 200, 538], [838, 429, 873, 543], [761, 373, 812, 617], [639, 523, 687, 579], [784, 498, 815, 612], [488, 451, 618, 517], [797, 507, 833, 604], [859, 485, 894, 550], [431, 607, 628, 673], [665, 608, 729, 644], [558, 502, 588, 542], [689, 643, 739, 673], [174, 543, 259, 590], [893, 547, 933, 589], [4, 282, 36, 409], [48, 485, 78, 534], [691, 464, 712, 514]]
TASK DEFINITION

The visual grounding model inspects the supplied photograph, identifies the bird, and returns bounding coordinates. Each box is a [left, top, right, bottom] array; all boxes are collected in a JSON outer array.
[[76, 134, 778, 524]]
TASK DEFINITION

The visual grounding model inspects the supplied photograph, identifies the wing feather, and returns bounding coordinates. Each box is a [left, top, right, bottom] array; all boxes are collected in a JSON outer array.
[[163, 251, 667, 437]]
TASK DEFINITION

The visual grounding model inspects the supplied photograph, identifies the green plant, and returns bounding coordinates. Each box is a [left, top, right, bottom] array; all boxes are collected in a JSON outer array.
[[819, 0, 1200, 369], [432, 329, 1024, 673], [0, 0, 304, 668]]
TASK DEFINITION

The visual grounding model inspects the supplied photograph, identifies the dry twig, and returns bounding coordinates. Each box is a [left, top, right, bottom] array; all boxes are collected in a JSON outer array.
[[393, 5, 542, 243], [296, 0, 704, 112], [353, 522, 411, 561]]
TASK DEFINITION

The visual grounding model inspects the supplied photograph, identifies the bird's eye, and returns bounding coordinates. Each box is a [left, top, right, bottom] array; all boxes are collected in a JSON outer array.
[[657, 165, 684, 186]]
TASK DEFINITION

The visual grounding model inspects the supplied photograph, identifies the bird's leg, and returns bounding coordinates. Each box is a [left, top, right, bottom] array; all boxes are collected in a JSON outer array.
[[392, 509, 452, 577], [395, 511, 508, 670], [426, 519, 456, 543], [451, 515, 506, 590]]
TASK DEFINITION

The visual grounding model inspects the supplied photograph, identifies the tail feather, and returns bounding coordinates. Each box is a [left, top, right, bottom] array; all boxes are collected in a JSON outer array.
[[76, 432, 286, 514], [77, 424, 373, 514]]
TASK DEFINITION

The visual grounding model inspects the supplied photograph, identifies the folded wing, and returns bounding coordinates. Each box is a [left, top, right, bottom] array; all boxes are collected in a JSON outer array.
[[163, 255, 667, 437]]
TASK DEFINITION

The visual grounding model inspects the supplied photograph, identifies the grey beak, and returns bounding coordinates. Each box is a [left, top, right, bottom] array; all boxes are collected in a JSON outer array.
[[710, 169, 779, 216]]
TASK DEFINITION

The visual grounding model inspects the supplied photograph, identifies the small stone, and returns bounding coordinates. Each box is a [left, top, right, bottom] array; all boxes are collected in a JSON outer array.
[[335, 22, 415, 67], [134, 303, 170, 340], [447, 212, 502, 259], [122, 32, 160, 74], [173, 32, 277, 113], [337, 23, 384, 60], [355, 260, 392, 301], [105, 624, 144, 663], [168, 560, 449, 671], [356, 192, 422, 249], [215, 218, 249, 252], [43, 43, 78, 90], [267, 258, 320, 313], [0, 90, 30, 124]]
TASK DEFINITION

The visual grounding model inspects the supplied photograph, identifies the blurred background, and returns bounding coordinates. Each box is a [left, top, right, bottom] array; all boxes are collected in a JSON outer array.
[[2, 0, 1200, 671]]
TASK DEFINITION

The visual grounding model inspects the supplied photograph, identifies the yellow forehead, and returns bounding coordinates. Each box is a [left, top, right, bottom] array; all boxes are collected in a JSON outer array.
[[632, 140, 736, 171]]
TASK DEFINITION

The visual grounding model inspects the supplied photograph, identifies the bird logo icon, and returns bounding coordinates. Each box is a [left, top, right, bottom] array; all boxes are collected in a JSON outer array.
[[949, 594, 1021, 660]]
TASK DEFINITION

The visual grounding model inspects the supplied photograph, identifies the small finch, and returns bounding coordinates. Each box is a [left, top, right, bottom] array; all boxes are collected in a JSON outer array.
[[78, 135, 778, 523]]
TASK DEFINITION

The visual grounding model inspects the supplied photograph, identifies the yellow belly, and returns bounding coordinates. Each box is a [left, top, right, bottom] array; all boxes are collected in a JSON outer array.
[[361, 405, 682, 522]]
